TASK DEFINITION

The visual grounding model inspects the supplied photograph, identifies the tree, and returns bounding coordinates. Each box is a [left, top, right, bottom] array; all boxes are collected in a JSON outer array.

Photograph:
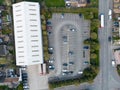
[[91, 42, 99, 51], [90, 32, 97, 40], [2, 29, 12, 35], [90, 53, 97, 59], [84, 39, 91, 45], [91, 19, 99, 32]]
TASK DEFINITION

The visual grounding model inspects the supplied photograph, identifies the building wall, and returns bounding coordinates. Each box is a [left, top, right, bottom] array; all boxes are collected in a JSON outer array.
[[12, 1, 43, 66]]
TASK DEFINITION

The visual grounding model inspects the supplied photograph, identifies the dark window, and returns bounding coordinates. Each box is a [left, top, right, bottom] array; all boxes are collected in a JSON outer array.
[[16, 10, 21, 12], [17, 36, 23, 38], [17, 30, 23, 32], [29, 13, 36, 16], [30, 19, 37, 21], [15, 5, 21, 7], [19, 56, 24, 58], [18, 51, 24, 53], [29, 9, 36, 11], [18, 46, 24, 48], [31, 35, 38, 37], [17, 26, 22, 28], [16, 14, 21, 16], [16, 20, 22, 22], [29, 4, 35, 6], [19, 62, 24, 63], [32, 50, 39, 52], [31, 40, 38, 42], [32, 60, 40, 62], [30, 30, 37, 31], [32, 45, 38, 47], [30, 25, 37, 27], [18, 40, 23, 43], [32, 55, 39, 57]]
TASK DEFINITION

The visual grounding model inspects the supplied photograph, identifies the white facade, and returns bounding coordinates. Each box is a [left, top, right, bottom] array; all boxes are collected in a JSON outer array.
[[12, 1, 43, 66]]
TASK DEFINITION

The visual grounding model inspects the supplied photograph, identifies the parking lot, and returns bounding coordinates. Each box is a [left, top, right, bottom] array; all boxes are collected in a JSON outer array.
[[47, 13, 90, 81]]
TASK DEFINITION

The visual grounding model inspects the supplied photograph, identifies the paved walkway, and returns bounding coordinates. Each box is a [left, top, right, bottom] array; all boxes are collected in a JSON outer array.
[[27, 64, 49, 90]]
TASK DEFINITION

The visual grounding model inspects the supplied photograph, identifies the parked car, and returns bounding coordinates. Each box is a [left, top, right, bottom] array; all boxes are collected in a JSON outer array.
[[112, 60, 115, 67], [23, 85, 29, 89], [47, 26, 52, 30], [62, 36, 67, 43], [48, 47, 54, 54], [108, 36, 112, 42], [78, 70, 83, 74], [47, 21, 51, 25], [49, 60, 54, 63], [69, 61, 74, 65], [70, 28, 76, 32], [61, 13, 64, 18], [83, 61, 89, 65], [63, 63, 68, 66], [83, 46, 89, 49], [49, 65, 55, 70]]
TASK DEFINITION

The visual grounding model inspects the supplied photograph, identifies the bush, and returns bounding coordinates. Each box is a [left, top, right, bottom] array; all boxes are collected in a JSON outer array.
[[45, 0, 65, 7], [117, 65, 120, 76]]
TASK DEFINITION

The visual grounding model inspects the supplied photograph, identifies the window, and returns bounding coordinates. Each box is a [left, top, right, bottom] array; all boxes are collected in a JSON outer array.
[[18, 51, 24, 53], [32, 60, 40, 62], [31, 35, 38, 37], [17, 30, 23, 32], [19, 62, 24, 63], [30, 19, 37, 21], [15, 5, 21, 7], [16, 10, 21, 12], [32, 45, 38, 47], [29, 13, 36, 16], [29, 9, 36, 11], [17, 36, 23, 38], [32, 50, 39, 52], [32, 54, 39, 57], [30, 25, 37, 27], [31, 40, 38, 42], [18, 40, 23, 43], [30, 30, 37, 31], [16, 14, 21, 16], [16, 20, 22, 22], [19, 56, 24, 58], [18, 46, 24, 48], [29, 4, 36, 6], [17, 26, 22, 28]]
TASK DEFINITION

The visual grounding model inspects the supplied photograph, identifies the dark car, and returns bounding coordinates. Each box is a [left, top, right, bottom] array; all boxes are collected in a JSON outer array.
[[83, 46, 89, 49], [47, 21, 51, 25], [69, 62, 74, 65], [22, 73, 28, 80], [63, 63, 68, 66], [49, 65, 55, 70], [62, 36, 67, 42], [108, 36, 112, 42], [48, 47, 54, 54]]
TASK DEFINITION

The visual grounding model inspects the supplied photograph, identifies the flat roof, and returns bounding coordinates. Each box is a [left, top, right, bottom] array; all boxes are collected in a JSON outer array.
[[12, 1, 43, 66]]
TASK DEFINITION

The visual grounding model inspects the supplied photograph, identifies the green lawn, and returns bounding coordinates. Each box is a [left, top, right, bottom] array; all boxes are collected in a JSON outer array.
[[0, 0, 4, 5], [45, 0, 65, 7]]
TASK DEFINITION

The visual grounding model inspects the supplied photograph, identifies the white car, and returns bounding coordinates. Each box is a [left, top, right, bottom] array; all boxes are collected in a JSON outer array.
[[109, 15, 112, 20], [78, 70, 83, 74], [112, 60, 116, 67], [49, 60, 54, 63]]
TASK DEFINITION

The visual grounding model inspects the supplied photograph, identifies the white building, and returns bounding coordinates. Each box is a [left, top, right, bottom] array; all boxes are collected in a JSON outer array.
[[12, 1, 43, 66]]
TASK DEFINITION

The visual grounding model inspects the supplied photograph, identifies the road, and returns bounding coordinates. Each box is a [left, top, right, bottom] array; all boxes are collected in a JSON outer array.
[[91, 0, 120, 90]]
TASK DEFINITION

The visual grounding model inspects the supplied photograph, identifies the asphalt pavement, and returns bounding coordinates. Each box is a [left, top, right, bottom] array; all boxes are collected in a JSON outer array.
[[48, 13, 90, 82], [91, 0, 120, 90]]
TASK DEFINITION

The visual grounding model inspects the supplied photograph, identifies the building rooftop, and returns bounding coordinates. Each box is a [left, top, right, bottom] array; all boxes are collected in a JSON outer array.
[[65, 0, 87, 7]]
